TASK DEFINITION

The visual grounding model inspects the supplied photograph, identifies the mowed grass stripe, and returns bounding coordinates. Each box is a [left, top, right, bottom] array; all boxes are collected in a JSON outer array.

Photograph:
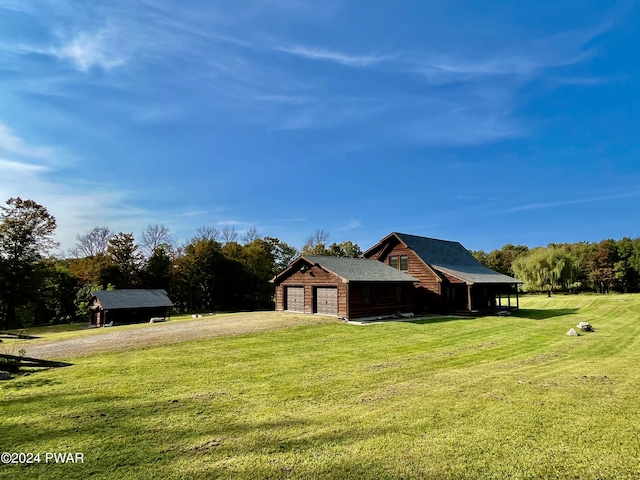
[[2, 294, 640, 479]]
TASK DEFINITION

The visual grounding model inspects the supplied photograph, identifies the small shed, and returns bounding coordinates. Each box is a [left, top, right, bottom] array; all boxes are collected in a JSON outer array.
[[89, 289, 174, 326], [272, 255, 418, 320]]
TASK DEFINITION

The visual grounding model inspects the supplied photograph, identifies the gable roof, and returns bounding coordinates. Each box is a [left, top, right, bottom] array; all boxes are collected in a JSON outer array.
[[274, 255, 418, 283], [381, 233, 522, 285], [91, 289, 174, 310]]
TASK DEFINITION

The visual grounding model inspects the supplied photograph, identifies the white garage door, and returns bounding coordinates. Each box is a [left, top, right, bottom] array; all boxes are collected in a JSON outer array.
[[285, 286, 304, 312], [316, 287, 338, 316]]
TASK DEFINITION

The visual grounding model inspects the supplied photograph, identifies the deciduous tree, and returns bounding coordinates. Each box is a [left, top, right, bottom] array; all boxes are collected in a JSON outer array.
[[221, 227, 238, 244], [140, 224, 174, 258], [0, 197, 58, 329], [301, 229, 330, 256], [264, 237, 298, 273], [588, 240, 618, 293], [69, 226, 111, 258]]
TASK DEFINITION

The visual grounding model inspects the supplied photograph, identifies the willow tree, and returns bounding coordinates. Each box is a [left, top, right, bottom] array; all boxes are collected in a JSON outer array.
[[512, 247, 580, 296]]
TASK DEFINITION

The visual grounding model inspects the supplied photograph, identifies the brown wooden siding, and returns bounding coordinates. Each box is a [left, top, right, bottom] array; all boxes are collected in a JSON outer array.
[[348, 283, 414, 319], [367, 242, 443, 313], [274, 261, 416, 319], [441, 271, 466, 284]]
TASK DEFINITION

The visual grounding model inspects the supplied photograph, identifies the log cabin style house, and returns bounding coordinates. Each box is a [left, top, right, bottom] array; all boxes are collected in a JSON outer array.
[[272, 255, 419, 320], [364, 233, 522, 315], [273, 233, 522, 320], [89, 289, 174, 326]]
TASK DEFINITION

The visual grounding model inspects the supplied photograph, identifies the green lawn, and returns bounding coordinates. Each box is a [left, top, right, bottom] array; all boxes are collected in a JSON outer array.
[[2, 294, 640, 479]]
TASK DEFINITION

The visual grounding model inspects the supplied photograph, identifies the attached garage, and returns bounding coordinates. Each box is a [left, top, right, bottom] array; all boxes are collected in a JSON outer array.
[[315, 287, 338, 315], [272, 255, 417, 320], [285, 286, 304, 312]]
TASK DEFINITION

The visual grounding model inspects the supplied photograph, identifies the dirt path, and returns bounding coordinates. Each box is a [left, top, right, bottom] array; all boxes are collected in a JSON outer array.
[[19, 312, 336, 360]]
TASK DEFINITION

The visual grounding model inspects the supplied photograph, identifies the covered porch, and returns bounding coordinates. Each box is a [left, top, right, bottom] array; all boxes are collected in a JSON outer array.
[[444, 282, 520, 315]]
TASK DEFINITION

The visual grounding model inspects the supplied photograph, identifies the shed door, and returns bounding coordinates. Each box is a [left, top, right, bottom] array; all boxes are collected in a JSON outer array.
[[315, 287, 338, 316], [285, 286, 304, 312]]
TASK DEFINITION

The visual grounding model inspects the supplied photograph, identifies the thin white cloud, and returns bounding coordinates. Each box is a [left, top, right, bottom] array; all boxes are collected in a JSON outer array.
[[216, 220, 251, 227], [0, 172, 158, 255], [505, 192, 640, 213], [253, 94, 309, 104], [277, 45, 391, 67], [268, 95, 387, 131], [413, 50, 592, 81], [0, 123, 53, 158], [50, 28, 128, 72], [407, 24, 604, 84], [0, 157, 49, 174], [0, 122, 151, 253], [337, 219, 362, 231]]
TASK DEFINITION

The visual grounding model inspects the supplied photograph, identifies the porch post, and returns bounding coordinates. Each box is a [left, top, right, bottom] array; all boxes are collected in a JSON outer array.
[[467, 284, 472, 312]]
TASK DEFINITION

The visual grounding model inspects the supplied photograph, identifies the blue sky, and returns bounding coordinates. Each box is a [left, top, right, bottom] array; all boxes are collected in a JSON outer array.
[[1, 0, 639, 254]]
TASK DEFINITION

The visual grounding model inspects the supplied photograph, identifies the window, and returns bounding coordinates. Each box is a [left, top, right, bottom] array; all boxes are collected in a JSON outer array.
[[390, 255, 408, 270], [395, 286, 403, 303]]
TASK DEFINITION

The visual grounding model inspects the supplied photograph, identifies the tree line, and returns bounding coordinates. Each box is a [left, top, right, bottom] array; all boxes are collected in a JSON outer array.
[[0, 198, 361, 329], [4, 197, 638, 329], [472, 238, 640, 296]]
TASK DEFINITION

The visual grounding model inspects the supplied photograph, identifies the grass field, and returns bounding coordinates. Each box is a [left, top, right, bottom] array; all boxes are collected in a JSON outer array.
[[2, 294, 640, 479]]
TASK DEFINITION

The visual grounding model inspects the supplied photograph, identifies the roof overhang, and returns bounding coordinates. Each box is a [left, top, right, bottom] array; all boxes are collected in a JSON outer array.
[[270, 256, 346, 283]]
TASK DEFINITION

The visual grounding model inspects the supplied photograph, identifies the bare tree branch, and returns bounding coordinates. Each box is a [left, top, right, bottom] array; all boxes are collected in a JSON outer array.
[[191, 226, 220, 243], [241, 227, 260, 244], [69, 226, 111, 258], [140, 224, 174, 257], [221, 227, 238, 244]]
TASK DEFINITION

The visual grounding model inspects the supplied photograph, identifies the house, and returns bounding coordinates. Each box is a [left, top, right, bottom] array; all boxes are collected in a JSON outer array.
[[89, 289, 174, 326], [363, 232, 522, 314], [271, 255, 418, 320]]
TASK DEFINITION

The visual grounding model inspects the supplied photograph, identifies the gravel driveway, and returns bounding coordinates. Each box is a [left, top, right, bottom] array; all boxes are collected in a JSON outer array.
[[19, 312, 335, 360]]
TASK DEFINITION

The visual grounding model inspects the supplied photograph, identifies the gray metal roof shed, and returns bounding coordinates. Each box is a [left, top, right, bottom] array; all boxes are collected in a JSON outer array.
[[91, 289, 174, 310]]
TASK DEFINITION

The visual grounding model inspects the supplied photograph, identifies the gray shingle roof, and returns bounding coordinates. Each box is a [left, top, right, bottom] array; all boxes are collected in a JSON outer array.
[[394, 233, 522, 284], [304, 255, 418, 283], [91, 289, 174, 310]]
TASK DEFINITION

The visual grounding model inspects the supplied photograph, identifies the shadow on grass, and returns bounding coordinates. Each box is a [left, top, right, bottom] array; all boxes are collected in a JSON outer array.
[[407, 316, 477, 326], [406, 308, 581, 324], [513, 308, 579, 320], [2, 375, 62, 390]]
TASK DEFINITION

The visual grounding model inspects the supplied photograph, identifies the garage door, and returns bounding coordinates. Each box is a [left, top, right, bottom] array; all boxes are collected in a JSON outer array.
[[315, 287, 338, 316], [285, 286, 304, 312]]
